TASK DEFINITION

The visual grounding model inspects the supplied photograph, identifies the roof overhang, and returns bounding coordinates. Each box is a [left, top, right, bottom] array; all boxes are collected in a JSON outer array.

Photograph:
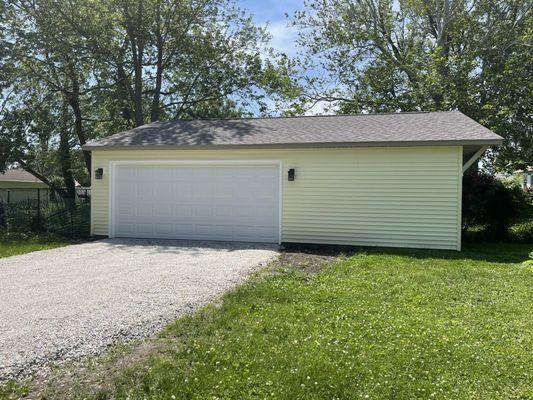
[[0, 180, 43, 183], [462, 146, 489, 173], [83, 139, 502, 151]]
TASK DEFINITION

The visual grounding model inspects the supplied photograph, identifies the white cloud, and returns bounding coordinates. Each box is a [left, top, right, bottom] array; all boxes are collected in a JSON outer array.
[[305, 100, 339, 116], [266, 21, 298, 56]]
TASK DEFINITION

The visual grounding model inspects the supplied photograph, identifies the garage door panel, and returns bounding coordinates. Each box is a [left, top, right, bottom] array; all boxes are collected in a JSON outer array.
[[171, 223, 191, 235], [157, 167, 175, 180], [153, 204, 175, 218], [176, 183, 193, 200], [115, 223, 135, 235], [136, 205, 154, 218], [233, 226, 277, 241], [212, 205, 234, 218], [153, 223, 174, 235], [154, 182, 173, 197], [136, 223, 155, 235], [175, 206, 193, 218], [113, 164, 279, 243], [213, 183, 234, 198], [136, 168, 154, 180], [136, 188, 153, 201]]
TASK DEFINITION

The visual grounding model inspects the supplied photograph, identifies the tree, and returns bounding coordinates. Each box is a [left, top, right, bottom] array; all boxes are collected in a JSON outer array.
[[49, 0, 282, 125], [0, 92, 77, 198], [2, 0, 97, 195], [291, 0, 532, 172], [1, 0, 290, 194]]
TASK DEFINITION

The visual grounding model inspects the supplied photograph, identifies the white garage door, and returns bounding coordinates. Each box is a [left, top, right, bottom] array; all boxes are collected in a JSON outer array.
[[111, 163, 280, 243]]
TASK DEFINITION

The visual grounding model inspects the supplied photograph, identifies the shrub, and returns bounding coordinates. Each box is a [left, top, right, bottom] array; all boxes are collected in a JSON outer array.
[[507, 220, 533, 243], [462, 172, 530, 241], [29, 213, 46, 232]]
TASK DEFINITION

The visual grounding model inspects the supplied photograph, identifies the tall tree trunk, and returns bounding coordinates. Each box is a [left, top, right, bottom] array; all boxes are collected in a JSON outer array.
[[132, 51, 144, 127], [66, 63, 91, 175], [150, 1, 163, 122], [434, 0, 450, 109], [125, 0, 145, 127], [59, 100, 76, 199], [150, 36, 164, 122], [117, 60, 135, 125]]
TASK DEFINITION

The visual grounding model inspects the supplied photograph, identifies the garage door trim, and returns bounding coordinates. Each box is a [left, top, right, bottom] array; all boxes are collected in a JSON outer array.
[[108, 159, 283, 243]]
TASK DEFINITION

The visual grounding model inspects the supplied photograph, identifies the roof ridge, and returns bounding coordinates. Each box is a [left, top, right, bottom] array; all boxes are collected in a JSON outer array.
[[153, 110, 453, 124]]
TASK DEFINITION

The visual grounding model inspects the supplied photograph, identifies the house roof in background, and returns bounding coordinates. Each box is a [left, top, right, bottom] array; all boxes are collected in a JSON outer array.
[[83, 111, 503, 150], [0, 169, 43, 183]]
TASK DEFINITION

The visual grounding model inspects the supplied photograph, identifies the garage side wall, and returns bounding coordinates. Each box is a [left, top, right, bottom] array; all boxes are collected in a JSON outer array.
[[91, 146, 462, 250]]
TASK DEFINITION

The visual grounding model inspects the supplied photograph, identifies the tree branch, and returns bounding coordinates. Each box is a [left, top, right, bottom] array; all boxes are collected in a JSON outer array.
[[16, 159, 69, 198]]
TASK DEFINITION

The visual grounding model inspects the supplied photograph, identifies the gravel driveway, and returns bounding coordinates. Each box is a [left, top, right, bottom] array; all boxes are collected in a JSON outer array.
[[0, 239, 278, 380]]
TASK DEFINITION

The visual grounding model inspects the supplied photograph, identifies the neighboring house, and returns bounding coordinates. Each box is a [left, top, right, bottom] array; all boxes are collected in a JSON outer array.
[[526, 168, 533, 190], [0, 169, 47, 189], [514, 167, 533, 191], [83, 111, 502, 251], [0, 169, 48, 203]]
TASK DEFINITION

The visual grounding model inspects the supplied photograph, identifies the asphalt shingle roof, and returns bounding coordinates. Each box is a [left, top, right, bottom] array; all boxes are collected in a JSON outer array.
[[0, 169, 43, 182], [83, 111, 502, 150]]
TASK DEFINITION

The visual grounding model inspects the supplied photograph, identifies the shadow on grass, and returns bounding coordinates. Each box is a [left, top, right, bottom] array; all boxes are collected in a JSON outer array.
[[282, 242, 532, 264]]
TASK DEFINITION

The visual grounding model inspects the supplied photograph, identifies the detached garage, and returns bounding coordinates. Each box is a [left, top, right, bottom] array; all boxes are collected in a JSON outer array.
[[84, 111, 502, 250]]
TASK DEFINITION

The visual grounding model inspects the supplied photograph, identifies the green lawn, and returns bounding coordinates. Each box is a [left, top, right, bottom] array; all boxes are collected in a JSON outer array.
[[0, 233, 68, 258], [5, 243, 533, 399]]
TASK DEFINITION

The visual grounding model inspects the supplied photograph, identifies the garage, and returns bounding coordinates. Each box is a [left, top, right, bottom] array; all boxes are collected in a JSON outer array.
[[110, 162, 280, 243], [85, 111, 503, 250]]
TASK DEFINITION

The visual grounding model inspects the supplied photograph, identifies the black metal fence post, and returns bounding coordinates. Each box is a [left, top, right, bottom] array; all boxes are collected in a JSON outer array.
[[0, 202, 4, 228], [37, 188, 41, 227], [70, 206, 74, 236]]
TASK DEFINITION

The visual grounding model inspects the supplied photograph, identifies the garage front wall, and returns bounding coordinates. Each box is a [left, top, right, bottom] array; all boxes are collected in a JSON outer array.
[[91, 146, 462, 250]]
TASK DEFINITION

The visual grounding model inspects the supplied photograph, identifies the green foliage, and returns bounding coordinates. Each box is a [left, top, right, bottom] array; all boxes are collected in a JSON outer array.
[[462, 172, 531, 240], [1, 0, 293, 187], [29, 244, 533, 399], [508, 220, 533, 244], [501, 174, 528, 191], [291, 0, 532, 172], [0, 380, 30, 400]]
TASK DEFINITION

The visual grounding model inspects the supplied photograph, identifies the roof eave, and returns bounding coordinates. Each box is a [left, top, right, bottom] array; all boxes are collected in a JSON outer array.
[[82, 139, 503, 151], [0, 179, 44, 183]]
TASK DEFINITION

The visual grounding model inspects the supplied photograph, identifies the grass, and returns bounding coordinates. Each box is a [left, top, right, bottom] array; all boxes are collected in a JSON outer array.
[[0, 232, 69, 258], [0, 381, 29, 400], [3, 243, 533, 399]]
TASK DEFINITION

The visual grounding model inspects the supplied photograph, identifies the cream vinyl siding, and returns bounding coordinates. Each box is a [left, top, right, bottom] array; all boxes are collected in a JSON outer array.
[[90, 146, 462, 250]]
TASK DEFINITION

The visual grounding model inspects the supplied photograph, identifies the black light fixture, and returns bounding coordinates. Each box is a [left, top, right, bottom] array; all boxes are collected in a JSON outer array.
[[95, 168, 104, 180], [288, 168, 295, 181]]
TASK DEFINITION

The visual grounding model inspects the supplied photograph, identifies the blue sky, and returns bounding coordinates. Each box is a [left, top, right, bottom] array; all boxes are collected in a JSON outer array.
[[236, 0, 336, 115], [236, 0, 303, 56]]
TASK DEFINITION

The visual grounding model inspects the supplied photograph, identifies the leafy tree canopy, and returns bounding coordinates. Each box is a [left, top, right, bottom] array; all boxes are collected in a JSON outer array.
[[0, 0, 293, 194], [291, 0, 532, 172]]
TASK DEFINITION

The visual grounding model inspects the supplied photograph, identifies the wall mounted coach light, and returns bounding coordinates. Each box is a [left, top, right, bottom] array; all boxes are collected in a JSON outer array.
[[95, 168, 104, 180], [288, 168, 295, 181]]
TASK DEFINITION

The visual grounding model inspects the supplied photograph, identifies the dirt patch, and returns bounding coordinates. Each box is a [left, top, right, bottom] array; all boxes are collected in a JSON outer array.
[[24, 337, 171, 399], [274, 244, 352, 274]]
